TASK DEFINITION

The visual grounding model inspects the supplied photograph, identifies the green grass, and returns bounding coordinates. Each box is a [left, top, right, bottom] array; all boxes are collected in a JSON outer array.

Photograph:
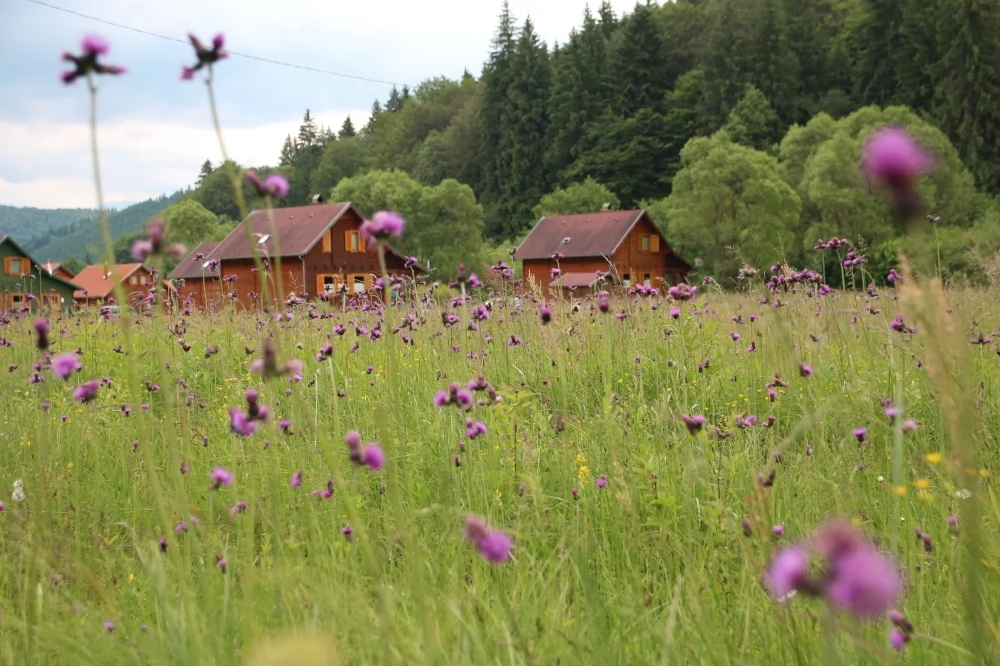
[[0, 281, 997, 665]]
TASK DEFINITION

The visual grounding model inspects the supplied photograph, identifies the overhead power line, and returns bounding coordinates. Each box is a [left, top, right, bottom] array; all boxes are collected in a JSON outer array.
[[25, 0, 412, 87]]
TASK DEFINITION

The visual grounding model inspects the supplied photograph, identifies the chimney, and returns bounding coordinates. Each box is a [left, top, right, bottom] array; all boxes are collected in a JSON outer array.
[[312, 194, 324, 204], [601, 202, 612, 211]]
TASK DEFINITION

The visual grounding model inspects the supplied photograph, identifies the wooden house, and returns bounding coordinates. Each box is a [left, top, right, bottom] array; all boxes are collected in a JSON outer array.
[[515, 209, 692, 295], [72, 263, 155, 308], [167, 201, 423, 309], [0, 235, 78, 311]]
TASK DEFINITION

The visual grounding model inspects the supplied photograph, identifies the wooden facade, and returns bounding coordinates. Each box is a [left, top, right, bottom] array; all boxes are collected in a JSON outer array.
[[170, 203, 417, 310], [517, 210, 691, 295], [0, 236, 77, 311]]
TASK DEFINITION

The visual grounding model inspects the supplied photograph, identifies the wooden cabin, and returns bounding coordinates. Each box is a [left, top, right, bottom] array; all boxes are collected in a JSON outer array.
[[515, 209, 692, 295], [167, 201, 424, 309]]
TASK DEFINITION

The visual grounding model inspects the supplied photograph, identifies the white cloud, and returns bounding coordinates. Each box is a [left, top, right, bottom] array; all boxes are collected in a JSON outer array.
[[0, 109, 367, 208]]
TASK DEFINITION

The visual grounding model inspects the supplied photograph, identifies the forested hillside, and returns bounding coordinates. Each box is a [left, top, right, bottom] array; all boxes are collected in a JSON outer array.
[[0, 205, 96, 244], [24, 192, 187, 268]]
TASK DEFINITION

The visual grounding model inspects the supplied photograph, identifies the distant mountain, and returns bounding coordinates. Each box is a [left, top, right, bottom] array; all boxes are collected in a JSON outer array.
[[0, 205, 97, 244], [18, 190, 188, 263]]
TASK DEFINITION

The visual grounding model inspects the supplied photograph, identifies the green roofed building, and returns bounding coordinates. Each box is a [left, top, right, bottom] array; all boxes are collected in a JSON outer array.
[[0, 235, 78, 311]]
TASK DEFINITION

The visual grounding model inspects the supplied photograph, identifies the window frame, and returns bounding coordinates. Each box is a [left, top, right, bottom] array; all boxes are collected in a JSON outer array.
[[4, 256, 30, 276], [640, 235, 650, 252]]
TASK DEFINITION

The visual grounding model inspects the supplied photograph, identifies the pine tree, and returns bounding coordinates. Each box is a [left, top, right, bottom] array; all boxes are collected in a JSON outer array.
[[931, 0, 1000, 193], [701, 0, 756, 132], [597, 1, 618, 39], [340, 116, 356, 139], [751, 0, 802, 126], [279, 136, 296, 166], [478, 2, 519, 239], [386, 86, 403, 112], [504, 17, 552, 238], [365, 101, 383, 133], [894, 0, 940, 113], [850, 0, 906, 107], [196, 159, 213, 186], [608, 3, 670, 117], [297, 109, 319, 147]]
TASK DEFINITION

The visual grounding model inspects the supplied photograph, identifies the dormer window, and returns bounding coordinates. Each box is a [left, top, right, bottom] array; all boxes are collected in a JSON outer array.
[[561, 237, 571, 245]]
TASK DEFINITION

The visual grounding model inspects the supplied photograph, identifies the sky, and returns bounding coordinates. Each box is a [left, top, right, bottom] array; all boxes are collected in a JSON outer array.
[[0, 0, 636, 210]]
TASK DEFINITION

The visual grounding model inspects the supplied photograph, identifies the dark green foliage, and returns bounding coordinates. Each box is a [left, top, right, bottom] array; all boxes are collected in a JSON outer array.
[[724, 85, 783, 152], [26, 191, 185, 264], [0, 205, 96, 245]]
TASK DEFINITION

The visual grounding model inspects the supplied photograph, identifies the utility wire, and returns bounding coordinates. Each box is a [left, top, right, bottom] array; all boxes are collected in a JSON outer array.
[[25, 0, 411, 87]]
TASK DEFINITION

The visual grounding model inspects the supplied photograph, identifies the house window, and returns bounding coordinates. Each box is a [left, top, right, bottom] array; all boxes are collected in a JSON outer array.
[[622, 273, 631, 288], [349, 273, 366, 293], [41, 293, 60, 308], [129, 276, 138, 285], [7, 293, 26, 308], [345, 230, 364, 253], [641, 236, 650, 252], [322, 231, 332, 253], [140, 275, 148, 285], [643, 273, 651, 286], [4, 257, 29, 275], [317, 273, 344, 294]]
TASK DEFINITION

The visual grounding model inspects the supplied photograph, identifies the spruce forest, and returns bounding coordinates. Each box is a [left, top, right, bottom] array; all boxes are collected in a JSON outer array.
[[153, 0, 1000, 283]]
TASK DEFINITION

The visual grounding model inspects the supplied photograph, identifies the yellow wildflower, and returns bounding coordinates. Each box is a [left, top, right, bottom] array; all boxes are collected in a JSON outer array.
[[925, 452, 942, 464]]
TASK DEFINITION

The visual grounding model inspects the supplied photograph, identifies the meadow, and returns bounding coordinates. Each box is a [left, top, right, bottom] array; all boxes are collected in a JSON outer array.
[[0, 265, 998, 665]]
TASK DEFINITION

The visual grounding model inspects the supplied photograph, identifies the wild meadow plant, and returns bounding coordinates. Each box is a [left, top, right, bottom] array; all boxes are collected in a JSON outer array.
[[0, 31, 996, 665]]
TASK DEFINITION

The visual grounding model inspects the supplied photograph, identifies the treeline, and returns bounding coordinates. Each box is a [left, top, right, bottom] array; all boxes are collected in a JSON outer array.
[[180, 0, 1000, 282]]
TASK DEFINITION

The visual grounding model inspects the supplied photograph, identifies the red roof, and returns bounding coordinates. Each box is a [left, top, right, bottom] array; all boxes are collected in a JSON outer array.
[[42, 262, 75, 278], [209, 203, 350, 261], [72, 263, 146, 299], [168, 241, 221, 280], [516, 210, 646, 261]]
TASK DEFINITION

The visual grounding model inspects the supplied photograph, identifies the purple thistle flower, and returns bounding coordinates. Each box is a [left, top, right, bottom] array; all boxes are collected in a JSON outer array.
[[245, 171, 290, 198], [181, 33, 228, 80], [477, 531, 512, 564], [798, 363, 813, 377], [158, 538, 167, 552], [359, 211, 405, 245], [278, 419, 293, 434], [825, 546, 901, 618], [61, 35, 126, 84], [361, 444, 385, 471], [681, 413, 706, 434], [51, 354, 81, 380], [765, 547, 808, 601], [342, 524, 353, 541], [889, 629, 909, 651], [73, 380, 100, 403], [104, 620, 115, 633], [230, 501, 248, 517], [669, 307, 680, 319], [596, 474, 607, 488], [539, 305, 552, 324], [210, 467, 233, 489], [731, 332, 741, 341], [34, 318, 50, 351], [229, 407, 257, 437], [772, 524, 785, 536], [291, 470, 302, 489], [851, 427, 868, 443]]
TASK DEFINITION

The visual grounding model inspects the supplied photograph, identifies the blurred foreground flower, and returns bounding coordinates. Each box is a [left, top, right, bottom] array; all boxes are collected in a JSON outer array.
[[464, 516, 511, 564], [61, 35, 126, 84], [764, 518, 901, 620], [181, 33, 228, 80], [862, 126, 933, 218]]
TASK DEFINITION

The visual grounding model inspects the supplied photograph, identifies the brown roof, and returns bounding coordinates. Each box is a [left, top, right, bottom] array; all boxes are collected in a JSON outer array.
[[209, 202, 350, 261], [72, 263, 146, 299], [516, 210, 646, 261], [550, 272, 607, 289], [168, 241, 221, 280], [42, 262, 75, 278]]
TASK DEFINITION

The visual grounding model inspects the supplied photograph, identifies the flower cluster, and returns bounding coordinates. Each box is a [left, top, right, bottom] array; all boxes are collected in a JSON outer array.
[[463, 516, 511, 564], [181, 33, 228, 80], [359, 211, 405, 246], [229, 389, 270, 436], [344, 430, 384, 471], [765, 519, 901, 620]]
